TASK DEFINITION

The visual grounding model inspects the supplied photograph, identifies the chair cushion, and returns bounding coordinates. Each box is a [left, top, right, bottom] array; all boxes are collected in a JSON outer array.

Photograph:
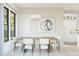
[[15, 43, 23, 47], [23, 39, 33, 44], [24, 45, 32, 49], [40, 39, 49, 44], [50, 39, 57, 43], [40, 45, 48, 49], [51, 44, 58, 47]]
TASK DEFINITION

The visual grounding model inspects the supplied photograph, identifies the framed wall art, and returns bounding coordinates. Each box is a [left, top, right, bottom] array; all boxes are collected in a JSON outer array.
[[40, 16, 55, 32]]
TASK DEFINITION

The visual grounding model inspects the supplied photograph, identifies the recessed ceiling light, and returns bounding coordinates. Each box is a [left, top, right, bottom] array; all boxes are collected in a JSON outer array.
[[66, 8, 70, 10], [30, 14, 41, 20]]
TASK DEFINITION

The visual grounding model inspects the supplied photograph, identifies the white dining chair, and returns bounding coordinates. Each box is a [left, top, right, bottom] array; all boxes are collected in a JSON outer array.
[[50, 37, 60, 53], [23, 38, 34, 55], [13, 37, 23, 52], [39, 38, 49, 55]]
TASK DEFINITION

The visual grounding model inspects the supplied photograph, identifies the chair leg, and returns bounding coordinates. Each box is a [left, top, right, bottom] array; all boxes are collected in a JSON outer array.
[[39, 45, 41, 56], [48, 46, 49, 56], [48, 49, 49, 56], [21, 46, 23, 52], [50, 46, 52, 53], [23, 50, 25, 56], [32, 48, 33, 56], [23, 47, 25, 56], [14, 46, 15, 52], [14, 46, 18, 52], [32, 44, 35, 56], [40, 49, 41, 56], [58, 42, 60, 53], [14, 43, 16, 52], [58, 46, 60, 53], [51, 47, 53, 52], [23, 44, 25, 56]]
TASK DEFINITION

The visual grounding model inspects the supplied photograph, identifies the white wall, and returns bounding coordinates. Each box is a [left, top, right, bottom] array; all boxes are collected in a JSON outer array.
[[17, 8, 68, 42], [17, 8, 78, 43], [0, 3, 4, 55]]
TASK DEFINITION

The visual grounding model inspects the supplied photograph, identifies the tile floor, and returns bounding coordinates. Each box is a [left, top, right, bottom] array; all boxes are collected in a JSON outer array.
[[5, 45, 79, 56], [4, 40, 79, 56]]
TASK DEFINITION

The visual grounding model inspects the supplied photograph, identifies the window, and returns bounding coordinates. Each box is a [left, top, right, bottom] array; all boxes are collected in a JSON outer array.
[[4, 7, 9, 42], [10, 11, 16, 39], [64, 12, 79, 33], [4, 6, 16, 42]]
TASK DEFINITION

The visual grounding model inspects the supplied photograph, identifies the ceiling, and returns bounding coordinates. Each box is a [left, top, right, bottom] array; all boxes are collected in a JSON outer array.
[[14, 3, 79, 8], [14, 3, 79, 11]]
